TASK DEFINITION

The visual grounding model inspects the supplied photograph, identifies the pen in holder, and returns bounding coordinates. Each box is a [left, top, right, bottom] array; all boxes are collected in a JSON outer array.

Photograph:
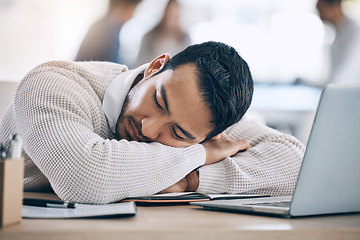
[[0, 134, 24, 227]]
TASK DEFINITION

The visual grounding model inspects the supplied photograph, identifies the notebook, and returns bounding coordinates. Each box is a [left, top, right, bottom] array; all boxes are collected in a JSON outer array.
[[123, 192, 269, 203], [22, 201, 136, 219], [191, 84, 360, 217]]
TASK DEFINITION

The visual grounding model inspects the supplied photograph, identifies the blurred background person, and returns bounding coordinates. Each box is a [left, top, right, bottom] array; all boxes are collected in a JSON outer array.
[[316, 0, 360, 85], [135, 0, 191, 66], [75, 0, 142, 63]]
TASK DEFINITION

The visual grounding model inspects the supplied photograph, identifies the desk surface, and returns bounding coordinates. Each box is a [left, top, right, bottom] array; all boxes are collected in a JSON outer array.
[[1, 193, 359, 240]]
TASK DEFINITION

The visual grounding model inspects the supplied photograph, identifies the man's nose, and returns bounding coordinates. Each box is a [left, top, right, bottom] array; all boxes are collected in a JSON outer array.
[[141, 117, 165, 140]]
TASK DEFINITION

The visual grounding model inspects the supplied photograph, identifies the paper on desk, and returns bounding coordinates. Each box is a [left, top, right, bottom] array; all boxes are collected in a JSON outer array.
[[124, 192, 270, 203], [22, 201, 136, 219]]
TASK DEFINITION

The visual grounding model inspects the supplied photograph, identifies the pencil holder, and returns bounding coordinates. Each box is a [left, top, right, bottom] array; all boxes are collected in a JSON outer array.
[[0, 157, 24, 227]]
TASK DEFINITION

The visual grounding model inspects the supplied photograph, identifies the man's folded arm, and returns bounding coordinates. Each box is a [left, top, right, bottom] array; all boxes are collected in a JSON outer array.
[[14, 66, 205, 204], [197, 117, 306, 196]]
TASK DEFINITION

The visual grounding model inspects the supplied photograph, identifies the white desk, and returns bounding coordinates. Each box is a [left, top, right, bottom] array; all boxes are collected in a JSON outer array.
[[1, 193, 359, 240]]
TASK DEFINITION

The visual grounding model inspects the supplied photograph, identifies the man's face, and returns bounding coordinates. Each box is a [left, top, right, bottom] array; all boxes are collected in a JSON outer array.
[[116, 63, 214, 147]]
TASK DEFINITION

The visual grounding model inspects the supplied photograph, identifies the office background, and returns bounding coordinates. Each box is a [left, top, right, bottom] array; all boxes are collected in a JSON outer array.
[[1, 0, 359, 143]]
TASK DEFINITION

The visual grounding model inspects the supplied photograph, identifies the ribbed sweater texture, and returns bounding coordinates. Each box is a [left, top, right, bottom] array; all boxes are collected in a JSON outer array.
[[0, 61, 305, 204]]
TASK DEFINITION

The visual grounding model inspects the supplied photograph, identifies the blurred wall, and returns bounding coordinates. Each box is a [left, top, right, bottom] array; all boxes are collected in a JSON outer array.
[[0, 0, 107, 82], [1, 0, 360, 83]]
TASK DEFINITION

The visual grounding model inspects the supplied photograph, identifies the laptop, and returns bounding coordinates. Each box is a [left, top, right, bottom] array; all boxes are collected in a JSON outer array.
[[191, 84, 360, 217]]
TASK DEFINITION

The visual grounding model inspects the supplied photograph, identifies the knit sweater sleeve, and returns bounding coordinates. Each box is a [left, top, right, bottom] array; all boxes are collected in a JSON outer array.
[[197, 116, 305, 196], [14, 62, 205, 204]]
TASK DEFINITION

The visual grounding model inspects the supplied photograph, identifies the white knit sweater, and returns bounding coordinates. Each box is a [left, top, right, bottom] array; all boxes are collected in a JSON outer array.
[[0, 61, 305, 204]]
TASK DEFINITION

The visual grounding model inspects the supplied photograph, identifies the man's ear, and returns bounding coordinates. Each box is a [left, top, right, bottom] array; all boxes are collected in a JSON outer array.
[[144, 53, 171, 78]]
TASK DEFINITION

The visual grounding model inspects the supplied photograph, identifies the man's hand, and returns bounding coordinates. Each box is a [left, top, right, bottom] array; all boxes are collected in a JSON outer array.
[[201, 133, 250, 165], [159, 134, 249, 194], [159, 170, 199, 193]]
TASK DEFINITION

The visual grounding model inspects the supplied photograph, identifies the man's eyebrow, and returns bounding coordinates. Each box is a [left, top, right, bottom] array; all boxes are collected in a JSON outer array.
[[175, 124, 196, 140], [160, 85, 170, 114]]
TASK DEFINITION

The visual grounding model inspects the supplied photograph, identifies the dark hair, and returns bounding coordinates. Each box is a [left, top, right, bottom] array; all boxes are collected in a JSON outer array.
[[158, 41, 254, 140]]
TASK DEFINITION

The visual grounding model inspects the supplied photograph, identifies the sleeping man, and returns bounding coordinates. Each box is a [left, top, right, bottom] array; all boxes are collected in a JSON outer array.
[[0, 41, 304, 204]]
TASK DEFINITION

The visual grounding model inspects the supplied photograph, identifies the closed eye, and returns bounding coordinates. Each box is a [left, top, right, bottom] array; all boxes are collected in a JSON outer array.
[[171, 125, 185, 141]]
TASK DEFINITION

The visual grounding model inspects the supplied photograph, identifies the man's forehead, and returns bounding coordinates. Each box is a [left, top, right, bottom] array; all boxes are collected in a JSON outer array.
[[158, 69, 213, 141], [163, 62, 196, 77]]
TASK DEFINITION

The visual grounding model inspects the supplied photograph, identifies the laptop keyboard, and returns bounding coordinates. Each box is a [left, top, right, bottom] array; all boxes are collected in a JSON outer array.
[[244, 201, 291, 208]]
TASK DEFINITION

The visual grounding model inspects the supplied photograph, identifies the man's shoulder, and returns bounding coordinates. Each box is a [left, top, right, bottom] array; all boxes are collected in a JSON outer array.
[[30, 60, 127, 75], [225, 113, 277, 137], [75, 61, 128, 77], [21, 60, 127, 89], [13, 62, 106, 103]]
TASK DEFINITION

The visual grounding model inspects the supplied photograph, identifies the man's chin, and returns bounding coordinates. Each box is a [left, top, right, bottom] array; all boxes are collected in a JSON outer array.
[[114, 127, 130, 141]]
